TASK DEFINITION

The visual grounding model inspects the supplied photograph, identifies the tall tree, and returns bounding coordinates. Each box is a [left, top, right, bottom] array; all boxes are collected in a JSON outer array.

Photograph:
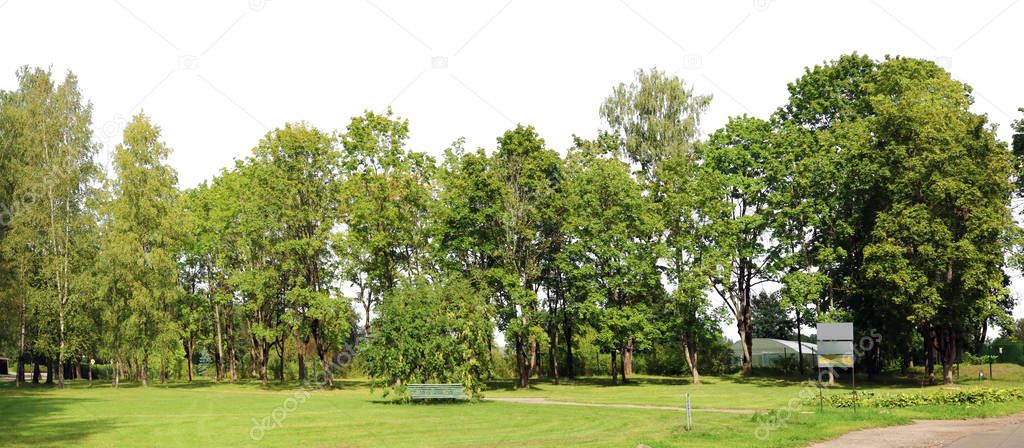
[[601, 68, 714, 383], [862, 57, 1014, 384], [560, 144, 660, 383], [254, 122, 346, 388], [0, 67, 97, 388], [698, 116, 786, 376], [490, 125, 561, 388], [338, 110, 434, 338], [99, 112, 184, 387]]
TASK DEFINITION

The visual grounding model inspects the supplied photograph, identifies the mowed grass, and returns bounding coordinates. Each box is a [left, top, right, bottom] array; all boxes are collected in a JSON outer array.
[[486, 363, 1024, 411], [0, 365, 1021, 448]]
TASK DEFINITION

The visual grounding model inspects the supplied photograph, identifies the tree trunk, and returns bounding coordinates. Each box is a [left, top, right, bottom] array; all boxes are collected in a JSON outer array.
[[227, 315, 237, 382], [260, 342, 269, 387], [924, 328, 936, 385], [277, 338, 285, 383], [297, 333, 307, 381], [515, 335, 529, 388], [683, 335, 700, 384], [796, 310, 804, 376], [16, 296, 26, 384], [548, 325, 559, 384], [311, 318, 333, 388], [563, 312, 575, 379], [610, 351, 618, 384], [46, 357, 54, 384], [529, 339, 540, 378], [141, 352, 149, 387], [623, 337, 634, 380], [939, 329, 957, 385], [738, 307, 754, 376], [185, 338, 194, 382], [211, 297, 224, 383]]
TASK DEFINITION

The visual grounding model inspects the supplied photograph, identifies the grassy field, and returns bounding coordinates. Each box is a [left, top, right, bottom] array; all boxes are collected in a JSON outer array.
[[1, 364, 1022, 447], [487, 363, 1024, 412]]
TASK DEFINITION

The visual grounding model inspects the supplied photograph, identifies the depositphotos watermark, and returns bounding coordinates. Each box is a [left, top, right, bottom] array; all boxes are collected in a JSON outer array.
[[249, 343, 359, 441], [755, 329, 881, 440]]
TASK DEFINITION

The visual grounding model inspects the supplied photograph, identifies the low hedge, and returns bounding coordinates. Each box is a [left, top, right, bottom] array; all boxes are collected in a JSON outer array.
[[826, 387, 1024, 408]]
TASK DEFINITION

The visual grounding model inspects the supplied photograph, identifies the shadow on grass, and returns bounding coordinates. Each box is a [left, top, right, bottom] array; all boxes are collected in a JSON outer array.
[[0, 389, 116, 446], [369, 398, 477, 406]]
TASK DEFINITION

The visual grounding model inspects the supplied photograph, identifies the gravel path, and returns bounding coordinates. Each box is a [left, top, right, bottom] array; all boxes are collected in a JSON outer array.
[[807, 412, 1024, 448], [483, 397, 756, 414]]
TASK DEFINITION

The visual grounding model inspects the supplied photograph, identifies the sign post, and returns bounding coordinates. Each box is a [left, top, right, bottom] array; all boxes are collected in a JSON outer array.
[[817, 323, 855, 412], [684, 392, 692, 430]]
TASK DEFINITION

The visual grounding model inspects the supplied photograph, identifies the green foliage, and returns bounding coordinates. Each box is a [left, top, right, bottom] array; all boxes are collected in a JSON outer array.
[[97, 112, 183, 386], [601, 67, 711, 182], [751, 291, 794, 340], [827, 387, 1024, 408], [363, 276, 493, 399], [339, 109, 434, 335]]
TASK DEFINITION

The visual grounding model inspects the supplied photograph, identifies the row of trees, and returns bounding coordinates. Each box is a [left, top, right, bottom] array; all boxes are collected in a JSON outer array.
[[1, 53, 1021, 392]]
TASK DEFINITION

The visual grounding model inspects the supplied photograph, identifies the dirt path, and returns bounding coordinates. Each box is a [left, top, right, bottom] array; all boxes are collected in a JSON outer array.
[[807, 412, 1024, 447], [483, 397, 756, 414]]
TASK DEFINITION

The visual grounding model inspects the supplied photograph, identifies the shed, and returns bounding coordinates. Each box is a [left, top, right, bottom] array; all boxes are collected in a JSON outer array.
[[0, 357, 8, 375], [732, 338, 817, 368]]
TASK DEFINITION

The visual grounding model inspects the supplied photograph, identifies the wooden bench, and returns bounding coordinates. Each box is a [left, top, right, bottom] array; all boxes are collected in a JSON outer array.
[[407, 383, 469, 400]]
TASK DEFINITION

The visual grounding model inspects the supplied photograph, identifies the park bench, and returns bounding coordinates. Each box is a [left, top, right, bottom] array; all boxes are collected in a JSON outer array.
[[407, 383, 469, 401]]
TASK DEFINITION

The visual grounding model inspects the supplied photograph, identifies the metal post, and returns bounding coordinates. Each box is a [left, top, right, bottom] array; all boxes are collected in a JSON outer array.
[[685, 392, 692, 431], [851, 358, 857, 414]]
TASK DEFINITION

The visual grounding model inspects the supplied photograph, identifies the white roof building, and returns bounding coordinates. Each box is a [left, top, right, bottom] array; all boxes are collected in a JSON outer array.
[[731, 338, 818, 368]]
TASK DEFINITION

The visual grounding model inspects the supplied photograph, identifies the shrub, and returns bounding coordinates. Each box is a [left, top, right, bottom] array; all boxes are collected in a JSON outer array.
[[826, 387, 1024, 408]]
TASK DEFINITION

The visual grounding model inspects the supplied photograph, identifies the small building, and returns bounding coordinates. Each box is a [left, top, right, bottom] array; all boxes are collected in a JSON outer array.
[[0, 357, 9, 375], [732, 338, 817, 368]]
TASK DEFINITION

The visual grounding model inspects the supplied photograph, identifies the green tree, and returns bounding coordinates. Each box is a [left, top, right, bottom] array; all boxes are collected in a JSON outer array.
[[862, 57, 1014, 384], [0, 67, 98, 388], [600, 67, 711, 182], [338, 110, 434, 338], [560, 145, 660, 383], [601, 68, 715, 383], [99, 112, 184, 387], [363, 276, 492, 398], [490, 125, 561, 388], [750, 291, 793, 340], [253, 123, 345, 387], [697, 116, 786, 376]]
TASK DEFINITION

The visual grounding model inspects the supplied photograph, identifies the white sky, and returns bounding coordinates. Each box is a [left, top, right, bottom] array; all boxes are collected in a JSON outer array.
[[2, 0, 1022, 323]]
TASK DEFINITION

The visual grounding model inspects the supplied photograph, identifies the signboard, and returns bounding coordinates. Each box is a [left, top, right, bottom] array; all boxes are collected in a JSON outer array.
[[817, 354, 854, 368], [816, 322, 854, 369], [817, 323, 853, 342], [818, 340, 854, 355]]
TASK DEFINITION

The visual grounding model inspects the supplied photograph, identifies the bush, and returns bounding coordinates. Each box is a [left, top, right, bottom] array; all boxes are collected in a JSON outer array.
[[362, 276, 493, 399], [768, 354, 800, 374], [826, 387, 1024, 408]]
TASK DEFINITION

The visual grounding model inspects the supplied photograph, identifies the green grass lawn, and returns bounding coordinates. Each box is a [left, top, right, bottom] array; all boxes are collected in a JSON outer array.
[[1, 364, 1022, 447], [485, 363, 1024, 411]]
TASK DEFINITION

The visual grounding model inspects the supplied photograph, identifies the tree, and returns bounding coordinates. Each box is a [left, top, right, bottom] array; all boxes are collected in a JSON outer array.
[[750, 291, 793, 340], [338, 110, 434, 338], [601, 68, 715, 384], [253, 123, 344, 387], [99, 112, 184, 387], [560, 145, 660, 383], [490, 125, 562, 388], [698, 116, 786, 376], [861, 58, 1014, 384], [600, 67, 711, 183], [363, 276, 492, 398], [0, 67, 98, 388]]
